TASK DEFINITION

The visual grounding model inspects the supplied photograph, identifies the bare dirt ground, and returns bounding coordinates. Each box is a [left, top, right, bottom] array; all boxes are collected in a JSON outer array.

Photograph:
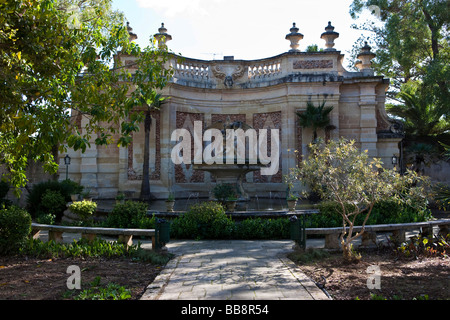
[[295, 249, 449, 300], [0, 256, 163, 300]]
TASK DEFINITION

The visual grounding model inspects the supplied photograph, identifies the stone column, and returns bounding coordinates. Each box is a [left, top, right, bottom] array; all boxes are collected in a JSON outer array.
[[359, 83, 378, 157], [79, 117, 99, 197]]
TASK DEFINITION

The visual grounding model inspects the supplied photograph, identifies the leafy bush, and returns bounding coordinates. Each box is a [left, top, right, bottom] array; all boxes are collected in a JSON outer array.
[[22, 238, 172, 265], [26, 180, 82, 220], [310, 199, 432, 228], [0, 205, 32, 255], [170, 201, 234, 239], [69, 200, 97, 221], [396, 234, 449, 259], [170, 202, 291, 240], [41, 189, 67, 215], [36, 213, 56, 225], [212, 184, 238, 203], [233, 218, 290, 239], [104, 200, 152, 229]]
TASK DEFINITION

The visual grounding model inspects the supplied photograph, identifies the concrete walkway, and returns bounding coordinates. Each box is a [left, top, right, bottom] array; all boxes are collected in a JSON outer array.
[[140, 240, 330, 300]]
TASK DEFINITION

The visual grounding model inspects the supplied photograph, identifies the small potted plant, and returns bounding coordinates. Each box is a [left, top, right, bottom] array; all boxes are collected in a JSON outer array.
[[225, 195, 238, 212], [115, 192, 125, 204], [166, 193, 175, 212]]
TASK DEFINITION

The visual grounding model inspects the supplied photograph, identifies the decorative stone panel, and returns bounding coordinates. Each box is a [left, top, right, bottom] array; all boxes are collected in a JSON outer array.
[[293, 59, 333, 69], [174, 111, 205, 183], [252, 111, 282, 183]]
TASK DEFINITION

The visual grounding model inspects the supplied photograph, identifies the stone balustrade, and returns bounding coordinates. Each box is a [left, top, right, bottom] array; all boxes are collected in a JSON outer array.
[[167, 51, 346, 89]]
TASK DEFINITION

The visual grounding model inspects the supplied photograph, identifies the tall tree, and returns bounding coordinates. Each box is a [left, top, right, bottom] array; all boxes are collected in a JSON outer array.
[[349, 0, 449, 112], [0, 0, 172, 195], [386, 82, 450, 138], [140, 93, 167, 202]]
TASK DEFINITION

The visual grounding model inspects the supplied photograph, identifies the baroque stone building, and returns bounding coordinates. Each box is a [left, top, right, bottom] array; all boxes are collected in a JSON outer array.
[[60, 22, 402, 200]]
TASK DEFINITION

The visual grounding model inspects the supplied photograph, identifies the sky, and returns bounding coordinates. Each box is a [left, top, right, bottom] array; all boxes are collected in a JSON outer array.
[[111, 0, 377, 66]]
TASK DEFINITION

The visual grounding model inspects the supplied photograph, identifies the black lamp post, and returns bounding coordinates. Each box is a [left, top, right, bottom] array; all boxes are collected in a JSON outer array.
[[64, 154, 71, 180]]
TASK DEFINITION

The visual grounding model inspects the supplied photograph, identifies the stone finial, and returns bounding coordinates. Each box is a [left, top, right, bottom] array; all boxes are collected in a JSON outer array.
[[127, 22, 138, 42], [320, 21, 339, 51], [356, 41, 376, 72], [285, 23, 304, 52], [154, 23, 172, 47]]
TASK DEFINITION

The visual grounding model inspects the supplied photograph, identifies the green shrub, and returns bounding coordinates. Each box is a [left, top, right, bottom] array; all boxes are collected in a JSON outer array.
[[233, 218, 290, 239], [0, 205, 32, 255], [310, 198, 432, 228], [212, 184, 238, 203], [170, 201, 234, 239], [26, 180, 82, 221], [104, 200, 151, 229], [69, 200, 97, 221], [41, 189, 67, 216], [36, 213, 56, 225]]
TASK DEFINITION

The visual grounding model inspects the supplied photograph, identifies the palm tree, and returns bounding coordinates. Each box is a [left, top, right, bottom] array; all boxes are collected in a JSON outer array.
[[296, 100, 334, 142], [140, 92, 167, 202], [386, 86, 450, 138]]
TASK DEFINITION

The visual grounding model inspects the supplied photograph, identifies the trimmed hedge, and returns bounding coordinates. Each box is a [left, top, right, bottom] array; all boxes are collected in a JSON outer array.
[[0, 205, 32, 255]]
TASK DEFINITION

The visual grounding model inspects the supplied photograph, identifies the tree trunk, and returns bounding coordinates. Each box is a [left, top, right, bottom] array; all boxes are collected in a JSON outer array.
[[140, 111, 152, 201]]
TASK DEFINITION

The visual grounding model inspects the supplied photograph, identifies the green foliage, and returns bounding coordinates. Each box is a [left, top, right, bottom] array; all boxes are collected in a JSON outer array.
[[233, 218, 290, 240], [0, 0, 173, 194], [36, 213, 56, 225], [170, 202, 290, 240], [396, 234, 449, 259], [288, 137, 433, 261], [296, 100, 334, 141], [386, 82, 450, 139], [21, 237, 172, 265], [170, 202, 234, 240], [41, 189, 67, 216], [104, 200, 153, 229], [71, 277, 132, 300], [349, 0, 449, 113], [63, 277, 132, 300], [310, 199, 432, 228], [434, 183, 450, 211], [69, 200, 97, 221], [0, 205, 32, 255], [61, 179, 84, 196], [26, 180, 84, 220], [212, 184, 238, 203]]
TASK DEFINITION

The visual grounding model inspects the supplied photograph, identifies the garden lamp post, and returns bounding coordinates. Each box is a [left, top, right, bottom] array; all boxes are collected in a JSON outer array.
[[64, 154, 71, 180], [392, 155, 398, 167]]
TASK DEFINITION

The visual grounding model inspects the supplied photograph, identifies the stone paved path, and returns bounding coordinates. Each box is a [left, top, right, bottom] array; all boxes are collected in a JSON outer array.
[[140, 240, 330, 300]]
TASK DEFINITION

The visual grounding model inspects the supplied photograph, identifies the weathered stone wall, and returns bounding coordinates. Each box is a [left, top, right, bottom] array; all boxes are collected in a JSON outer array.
[[53, 50, 403, 200]]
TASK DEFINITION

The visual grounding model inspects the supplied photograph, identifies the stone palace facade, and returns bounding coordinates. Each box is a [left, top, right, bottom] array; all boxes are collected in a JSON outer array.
[[60, 22, 402, 200]]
